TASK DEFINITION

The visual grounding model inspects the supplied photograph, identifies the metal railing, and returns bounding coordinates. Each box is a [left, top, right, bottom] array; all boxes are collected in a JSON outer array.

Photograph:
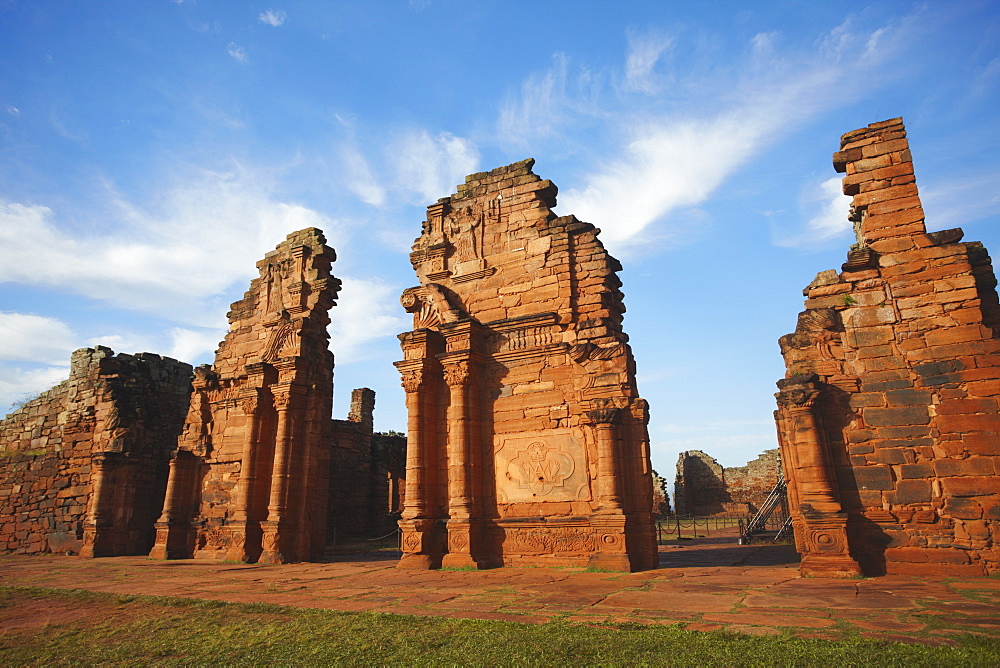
[[738, 475, 790, 544]]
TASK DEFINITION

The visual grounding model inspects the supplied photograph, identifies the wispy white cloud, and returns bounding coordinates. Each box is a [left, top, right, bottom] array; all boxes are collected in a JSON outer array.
[[227, 42, 249, 63], [0, 166, 344, 327], [5, 105, 18, 116], [390, 129, 479, 203], [328, 277, 407, 362], [921, 171, 1000, 230], [0, 312, 75, 364], [502, 16, 914, 255], [623, 30, 672, 94], [0, 364, 70, 417], [258, 9, 287, 27], [340, 143, 386, 207], [772, 176, 853, 248]]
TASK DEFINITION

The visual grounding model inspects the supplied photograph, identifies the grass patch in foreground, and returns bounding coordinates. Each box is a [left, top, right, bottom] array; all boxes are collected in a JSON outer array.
[[1, 586, 998, 666]]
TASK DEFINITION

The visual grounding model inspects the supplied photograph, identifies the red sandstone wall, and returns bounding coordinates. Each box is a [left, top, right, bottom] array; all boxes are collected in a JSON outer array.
[[396, 159, 656, 571], [777, 118, 1000, 577], [0, 347, 191, 555]]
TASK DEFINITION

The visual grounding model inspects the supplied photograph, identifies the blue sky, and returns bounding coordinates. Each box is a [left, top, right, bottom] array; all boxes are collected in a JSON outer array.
[[1, 1, 998, 478]]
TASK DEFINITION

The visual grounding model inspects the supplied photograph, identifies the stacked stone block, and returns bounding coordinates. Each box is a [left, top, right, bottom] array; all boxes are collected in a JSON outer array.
[[395, 159, 657, 571], [776, 118, 1000, 577], [0, 347, 191, 555]]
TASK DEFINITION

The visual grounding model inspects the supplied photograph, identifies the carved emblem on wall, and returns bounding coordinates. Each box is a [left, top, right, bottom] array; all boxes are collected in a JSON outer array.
[[495, 430, 590, 503], [507, 441, 575, 496]]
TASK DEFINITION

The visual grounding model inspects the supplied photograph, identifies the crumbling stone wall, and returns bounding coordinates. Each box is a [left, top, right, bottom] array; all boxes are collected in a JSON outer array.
[[328, 388, 406, 539], [776, 118, 1000, 577], [651, 470, 671, 516], [673, 449, 781, 516], [151, 228, 341, 564], [395, 159, 657, 571], [0, 347, 191, 555]]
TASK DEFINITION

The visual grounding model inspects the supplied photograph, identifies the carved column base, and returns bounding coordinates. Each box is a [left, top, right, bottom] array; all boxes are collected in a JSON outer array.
[[148, 521, 194, 560], [223, 521, 262, 563], [798, 516, 861, 578], [78, 524, 116, 558], [397, 518, 444, 569], [258, 520, 299, 565], [440, 519, 499, 569]]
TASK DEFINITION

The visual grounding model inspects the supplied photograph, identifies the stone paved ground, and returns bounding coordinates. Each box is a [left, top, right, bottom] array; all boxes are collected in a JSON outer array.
[[2, 528, 999, 646]]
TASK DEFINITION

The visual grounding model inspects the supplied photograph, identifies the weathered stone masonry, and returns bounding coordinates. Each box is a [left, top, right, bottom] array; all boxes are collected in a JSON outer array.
[[776, 118, 1000, 577], [0, 347, 191, 555], [674, 449, 782, 517], [151, 228, 341, 564], [395, 159, 657, 571]]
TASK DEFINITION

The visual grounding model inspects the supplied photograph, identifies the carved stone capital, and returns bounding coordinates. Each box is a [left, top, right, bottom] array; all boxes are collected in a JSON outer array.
[[443, 360, 476, 387], [400, 369, 426, 394], [586, 407, 620, 425]]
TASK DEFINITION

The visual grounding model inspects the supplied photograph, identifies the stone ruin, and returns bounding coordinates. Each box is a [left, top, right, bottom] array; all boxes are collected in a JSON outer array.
[[0, 347, 192, 556], [151, 228, 343, 563], [673, 449, 782, 517], [394, 159, 657, 571], [776, 118, 1000, 577], [328, 387, 407, 539]]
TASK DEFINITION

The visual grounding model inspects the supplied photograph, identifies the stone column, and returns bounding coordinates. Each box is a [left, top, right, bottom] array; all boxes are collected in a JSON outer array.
[[259, 383, 304, 564], [225, 387, 264, 562], [588, 407, 623, 512], [440, 359, 481, 568], [395, 361, 443, 569], [80, 452, 119, 558], [775, 376, 860, 577], [149, 450, 198, 559]]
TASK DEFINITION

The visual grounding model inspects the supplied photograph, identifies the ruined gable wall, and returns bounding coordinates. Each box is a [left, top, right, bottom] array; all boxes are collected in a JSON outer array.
[[0, 347, 191, 555], [396, 159, 656, 571], [151, 228, 340, 564], [673, 449, 781, 516], [776, 118, 1000, 577]]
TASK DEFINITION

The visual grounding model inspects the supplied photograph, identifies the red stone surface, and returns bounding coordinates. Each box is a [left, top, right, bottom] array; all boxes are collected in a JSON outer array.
[[395, 159, 657, 571], [776, 118, 1000, 578], [0, 347, 191, 556]]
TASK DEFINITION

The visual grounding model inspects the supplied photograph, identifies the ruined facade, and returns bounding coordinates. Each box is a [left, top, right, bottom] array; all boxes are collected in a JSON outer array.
[[0, 347, 191, 555], [328, 388, 407, 539], [673, 449, 782, 516], [776, 118, 1000, 577], [395, 159, 657, 571], [150, 228, 341, 564]]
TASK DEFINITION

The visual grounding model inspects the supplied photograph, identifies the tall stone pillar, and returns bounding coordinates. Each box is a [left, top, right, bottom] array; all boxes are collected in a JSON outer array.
[[395, 356, 445, 569], [775, 375, 860, 578], [79, 452, 120, 558], [225, 387, 264, 562], [588, 407, 623, 512], [259, 383, 305, 564], [149, 449, 199, 559]]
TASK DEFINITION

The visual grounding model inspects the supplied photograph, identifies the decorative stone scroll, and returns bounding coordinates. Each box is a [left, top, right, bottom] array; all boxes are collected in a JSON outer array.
[[394, 160, 657, 571]]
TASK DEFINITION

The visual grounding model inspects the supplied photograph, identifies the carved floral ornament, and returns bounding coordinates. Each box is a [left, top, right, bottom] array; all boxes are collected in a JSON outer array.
[[443, 361, 474, 387], [586, 407, 620, 425], [400, 369, 425, 393]]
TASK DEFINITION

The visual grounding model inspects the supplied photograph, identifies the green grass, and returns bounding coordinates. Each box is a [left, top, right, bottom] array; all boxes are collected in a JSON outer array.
[[2, 586, 999, 666]]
